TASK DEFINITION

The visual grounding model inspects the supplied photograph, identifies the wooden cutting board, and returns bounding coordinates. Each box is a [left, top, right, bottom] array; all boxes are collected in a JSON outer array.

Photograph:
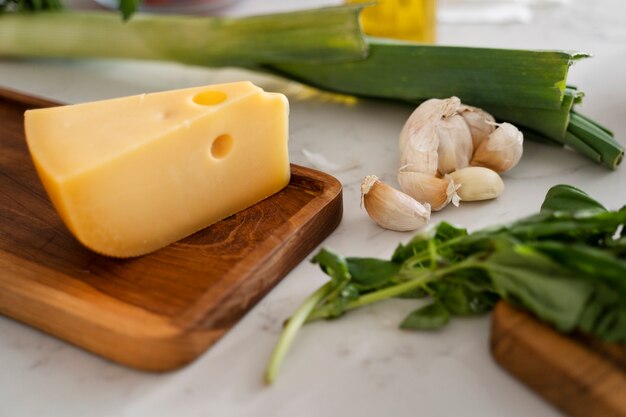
[[491, 301, 626, 417], [0, 88, 343, 371]]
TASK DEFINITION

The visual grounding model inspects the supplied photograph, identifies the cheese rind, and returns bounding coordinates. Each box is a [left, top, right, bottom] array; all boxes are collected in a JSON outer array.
[[25, 82, 290, 257]]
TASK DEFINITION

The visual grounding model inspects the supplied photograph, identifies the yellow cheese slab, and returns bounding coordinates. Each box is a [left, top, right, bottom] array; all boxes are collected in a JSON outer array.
[[24, 82, 290, 257]]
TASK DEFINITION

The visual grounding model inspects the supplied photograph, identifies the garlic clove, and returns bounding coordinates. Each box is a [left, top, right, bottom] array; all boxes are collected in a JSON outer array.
[[400, 121, 440, 176], [458, 104, 496, 149], [361, 175, 431, 231], [471, 122, 523, 173], [397, 170, 459, 211], [435, 113, 473, 175], [448, 167, 504, 201]]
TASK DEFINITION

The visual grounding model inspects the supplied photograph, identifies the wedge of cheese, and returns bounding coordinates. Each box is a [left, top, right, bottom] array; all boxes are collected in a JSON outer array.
[[24, 82, 290, 257]]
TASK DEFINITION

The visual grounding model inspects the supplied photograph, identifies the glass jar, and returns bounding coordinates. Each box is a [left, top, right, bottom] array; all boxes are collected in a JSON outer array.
[[347, 0, 437, 43]]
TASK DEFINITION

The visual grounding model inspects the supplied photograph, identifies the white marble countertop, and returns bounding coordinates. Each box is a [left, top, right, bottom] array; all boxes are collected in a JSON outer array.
[[1, 1, 625, 416]]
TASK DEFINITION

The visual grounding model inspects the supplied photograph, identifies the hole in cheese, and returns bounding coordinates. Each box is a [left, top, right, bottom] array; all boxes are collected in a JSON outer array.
[[210, 134, 233, 159], [192, 91, 228, 106]]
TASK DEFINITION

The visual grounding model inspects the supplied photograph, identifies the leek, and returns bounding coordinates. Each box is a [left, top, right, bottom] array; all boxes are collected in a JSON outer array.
[[489, 88, 623, 168], [0, 0, 63, 12], [272, 37, 583, 110], [0, 7, 368, 67], [0, 7, 622, 168], [487, 87, 583, 141], [565, 112, 622, 168]]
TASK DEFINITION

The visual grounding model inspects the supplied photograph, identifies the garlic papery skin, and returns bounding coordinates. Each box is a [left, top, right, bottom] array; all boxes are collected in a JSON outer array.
[[399, 96, 461, 153], [458, 104, 496, 149], [400, 121, 439, 176], [361, 175, 431, 231], [399, 98, 448, 150], [436, 113, 473, 175], [448, 167, 504, 201], [471, 122, 523, 173], [397, 171, 460, 211]]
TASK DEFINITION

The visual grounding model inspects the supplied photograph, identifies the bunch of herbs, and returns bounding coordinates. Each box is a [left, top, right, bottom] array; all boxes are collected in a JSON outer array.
[[265, 184, 626, 383]]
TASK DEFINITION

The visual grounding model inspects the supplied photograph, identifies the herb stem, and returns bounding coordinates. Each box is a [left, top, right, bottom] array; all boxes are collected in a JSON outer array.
[[264, 282, 332, 385], [403, 235, 472, 269], [427, 239, 438, 269], [307, 260, 479, 322], [338, 272, 433, 311]]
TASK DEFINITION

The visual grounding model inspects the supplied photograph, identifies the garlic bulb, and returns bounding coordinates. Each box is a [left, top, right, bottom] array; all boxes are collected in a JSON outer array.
[[361, 175, 431, 231], [400, 96, 472, 176], [448, 167, 504, 201], [471, 122, 523, 173], [397, 170, 460, 211], [398, 98, 521, 206], [458, 104, 496, 149]]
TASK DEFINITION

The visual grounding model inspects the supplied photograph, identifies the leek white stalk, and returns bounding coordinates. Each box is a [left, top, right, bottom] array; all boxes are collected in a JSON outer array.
[[0, 6, 367, 67]]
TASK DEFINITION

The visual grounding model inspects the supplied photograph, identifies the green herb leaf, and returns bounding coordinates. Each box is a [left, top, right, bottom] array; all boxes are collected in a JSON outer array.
[[506, 209, 626, 245], [540, 184, 607, 214], [400, 301, 450, 330], [392, 233, 432, 264], [530, 242, 626, 292], [578, 286, 626, 344], [436, 283, 472, 315], [434, 276, 499, 316], [312, 248, 350, 287], [485, 245, 593, 331], [392, 222, 467, 263], [434, 221, 469, 242], [605, 234, 626, 258], [346, 257, 400, 290]]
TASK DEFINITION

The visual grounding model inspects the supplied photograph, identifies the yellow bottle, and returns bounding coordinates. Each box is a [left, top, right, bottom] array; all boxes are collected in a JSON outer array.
[[347, 0, 437, 43]]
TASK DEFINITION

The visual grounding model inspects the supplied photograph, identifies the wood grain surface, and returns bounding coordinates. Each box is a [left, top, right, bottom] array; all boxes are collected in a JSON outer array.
[[491, 301, 626, 417], [0, 88, 343, 371]]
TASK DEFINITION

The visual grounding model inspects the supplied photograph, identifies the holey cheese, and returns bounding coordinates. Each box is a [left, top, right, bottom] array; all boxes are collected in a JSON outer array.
[[24, 82, 290, 257]]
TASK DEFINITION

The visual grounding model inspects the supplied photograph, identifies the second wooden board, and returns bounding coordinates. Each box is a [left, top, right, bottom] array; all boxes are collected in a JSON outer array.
[[491, 301, 626, 417]]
